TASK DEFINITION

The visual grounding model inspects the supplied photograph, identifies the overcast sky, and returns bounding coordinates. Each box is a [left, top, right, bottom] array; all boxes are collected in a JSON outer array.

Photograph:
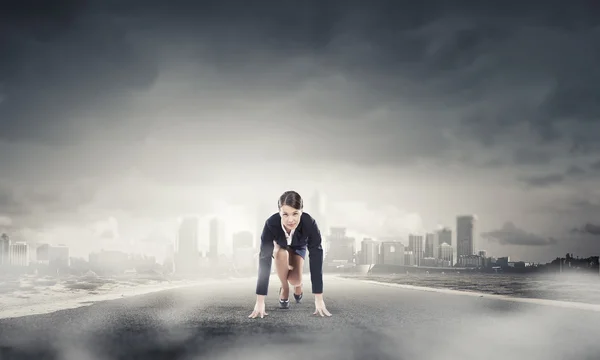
[[1, 1, 599, 262]]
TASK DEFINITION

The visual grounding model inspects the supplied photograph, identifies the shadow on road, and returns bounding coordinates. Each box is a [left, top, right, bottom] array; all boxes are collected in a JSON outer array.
[[0, 306, 402, 360]]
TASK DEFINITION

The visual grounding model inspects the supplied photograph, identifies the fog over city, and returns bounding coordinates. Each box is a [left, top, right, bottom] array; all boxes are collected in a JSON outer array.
[[1, 0, 599, 265]]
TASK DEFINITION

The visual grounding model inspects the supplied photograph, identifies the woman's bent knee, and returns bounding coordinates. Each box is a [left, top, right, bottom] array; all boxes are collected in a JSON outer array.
[[275, 247, 289, 261], [288, 279, 302, 287], [288, 272, 302, 287]]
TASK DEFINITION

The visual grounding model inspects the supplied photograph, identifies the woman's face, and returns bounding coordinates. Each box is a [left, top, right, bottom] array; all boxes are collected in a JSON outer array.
[[280, 205, 302, 230]]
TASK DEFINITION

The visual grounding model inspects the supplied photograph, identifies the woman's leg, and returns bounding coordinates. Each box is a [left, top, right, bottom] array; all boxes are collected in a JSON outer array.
[[287, 253, 304, 296], [273, 243, 291, 299]]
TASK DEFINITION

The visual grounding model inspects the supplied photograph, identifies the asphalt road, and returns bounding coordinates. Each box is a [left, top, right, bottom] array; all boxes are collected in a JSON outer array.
[[1, 275, 599, 360]]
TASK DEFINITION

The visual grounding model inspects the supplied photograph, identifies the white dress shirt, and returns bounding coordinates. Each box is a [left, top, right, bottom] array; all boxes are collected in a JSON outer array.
[[281, 222, 295, 246], [272, 222, 296, 258]]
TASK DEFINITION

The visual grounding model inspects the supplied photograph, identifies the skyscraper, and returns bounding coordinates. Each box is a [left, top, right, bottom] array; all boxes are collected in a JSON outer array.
[[436, 227, 452, 258], [360, 238, 380, 265], [440, 243, 454, 265], [176, 217, 200, 273], [9, 242, 29, 266], [0, 233, 10, 266], [408, 234, 424, 266], [178, 217, 198, 254], [456, 215, 476, 257], [209, 217, 225, 259], [380, 241, 405, 265], [424, 233, 436, 258]]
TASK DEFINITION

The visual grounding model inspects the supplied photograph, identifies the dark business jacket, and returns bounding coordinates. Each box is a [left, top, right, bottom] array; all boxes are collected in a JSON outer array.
[[255, 211, 324, 296]]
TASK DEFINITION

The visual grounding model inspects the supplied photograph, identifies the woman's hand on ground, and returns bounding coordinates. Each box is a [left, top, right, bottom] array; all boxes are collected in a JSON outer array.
[[313, 294, 332, 317], [249, 296, 268, 319]]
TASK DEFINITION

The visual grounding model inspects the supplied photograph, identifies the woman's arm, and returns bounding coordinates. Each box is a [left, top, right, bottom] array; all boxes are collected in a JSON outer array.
[[255, 221, 275, 296], [307, 218, 324, 294]]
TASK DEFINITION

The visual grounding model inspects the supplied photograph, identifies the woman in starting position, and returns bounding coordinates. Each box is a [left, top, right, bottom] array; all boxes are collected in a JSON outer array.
[[249, 190, 332, 318]]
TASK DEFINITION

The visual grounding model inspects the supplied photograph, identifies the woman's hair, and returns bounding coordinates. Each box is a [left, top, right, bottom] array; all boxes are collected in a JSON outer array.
[[278, 190, 303, 210]]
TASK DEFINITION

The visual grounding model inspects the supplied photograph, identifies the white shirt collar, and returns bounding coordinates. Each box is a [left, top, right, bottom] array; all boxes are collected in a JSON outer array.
[[281, 221, 295, 244]]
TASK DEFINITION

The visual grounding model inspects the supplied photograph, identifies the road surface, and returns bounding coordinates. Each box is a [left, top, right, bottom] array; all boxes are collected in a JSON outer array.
[[1, 275, 599, 360]]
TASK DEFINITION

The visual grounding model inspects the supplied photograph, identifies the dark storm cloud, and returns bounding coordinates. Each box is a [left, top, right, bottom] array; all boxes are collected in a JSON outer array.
[[570, 223, 600, 237], [0, 183, 24, 216], [0, 0, 159, 144], [1, 0, 599, 160], [545, 199, 600, 221], [482, 222, 558, 246], [520, 174, 565, 188], [26, 183, 96, 213], [574, 199, 600, 213], [566, 165, 586, 176], [512, 148, 553, 166], [518, 161, 599, 188], [0, 179, 96, 224]]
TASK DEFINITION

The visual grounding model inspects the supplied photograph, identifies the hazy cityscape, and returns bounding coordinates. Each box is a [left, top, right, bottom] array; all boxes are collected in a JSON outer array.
[[1, 191, 597, 284]]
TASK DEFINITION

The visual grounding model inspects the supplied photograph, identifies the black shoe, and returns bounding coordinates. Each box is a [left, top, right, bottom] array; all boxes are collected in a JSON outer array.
[[279, 287, 290, 309], [293, 292, 303, 303], [279, 298, 290, 309]]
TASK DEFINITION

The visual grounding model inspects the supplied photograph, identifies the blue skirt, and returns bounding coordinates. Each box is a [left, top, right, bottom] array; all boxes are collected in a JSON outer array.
[[273, 245, 307, 260]]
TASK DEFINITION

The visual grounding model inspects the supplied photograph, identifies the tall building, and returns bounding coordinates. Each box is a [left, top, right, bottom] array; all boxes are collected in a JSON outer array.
[[437, 227, 452, 246], [175, 217, 200, 273], [37, 243, 70, 268], [48, 244, 70, 268], [456, 215, 476, 257], [37, 244, 50, 263], [436, 227, 452, 259], [404, 251, 415, 266], [0, 233, 10, 265], [178, 217, 199, 254], [209, 217, 225, 260], [424, 233, 436, 258], [9, 242, 29, 267], [360, 238, 380, 265], [380, 241, 405, 265], [440, 243, 454, 265], [326, 227, 354, 263], [408, 234, 424, 266]]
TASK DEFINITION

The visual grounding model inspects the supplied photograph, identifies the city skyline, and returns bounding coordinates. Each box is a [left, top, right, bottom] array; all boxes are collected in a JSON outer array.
[[0, 186, 598, 265], [1, 202, 593, 265], [1, 2, 599, 265]]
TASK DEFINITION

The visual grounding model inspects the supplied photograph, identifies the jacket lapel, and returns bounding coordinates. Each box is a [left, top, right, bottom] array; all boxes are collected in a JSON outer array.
[[275, 225, 287, 248], [290, 222, 305, 246]]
